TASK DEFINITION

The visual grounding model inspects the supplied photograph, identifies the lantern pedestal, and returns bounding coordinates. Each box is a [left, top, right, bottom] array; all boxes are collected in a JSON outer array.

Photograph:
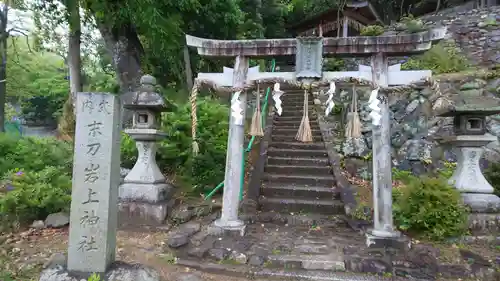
[[443, 135, 500, 213]]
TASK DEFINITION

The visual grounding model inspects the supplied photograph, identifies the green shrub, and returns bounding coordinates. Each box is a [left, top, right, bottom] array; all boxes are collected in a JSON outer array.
[[323, 58, 345, 71], [393, 175, 468, 240], [21, 95, 66, 125], [437, 161, 456, 179], [360, 25, 384, 36], [5, 103, 17, 122], [121, 97, 229, 194], [401, 42, 469, 74], [0, 167, 72, 226], [484, 162, 500, 197], [0, 134, 73, 174]]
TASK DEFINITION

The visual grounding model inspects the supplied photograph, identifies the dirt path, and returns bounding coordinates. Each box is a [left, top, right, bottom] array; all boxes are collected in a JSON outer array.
[[0, 227, 268, 281]]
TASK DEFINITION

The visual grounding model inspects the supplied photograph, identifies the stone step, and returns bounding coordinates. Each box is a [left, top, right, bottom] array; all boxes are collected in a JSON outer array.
[[281, 98, 314, 103], [271, 134, 323, 142], [265, 253, 345, 271], [282, 98, 314, 103], [268, 252, 345, 270], [263, 173, 335, 186], [260, 184, 340, 200], [275, 115, 317, 122], [267, 148, 328, 158], [273, 125, 321, 132], [273, 121, 320, 127], [273, 128, 322, 136], [281, 106, 316, 115], [259, 197, 344, 215], [265, 164, 332, 176], [269, 141, 325, 150], [282, 93, 312, 98], [281, 104, 317, 110], [267, 156, 330, 166], [280, 104, 315, 109]]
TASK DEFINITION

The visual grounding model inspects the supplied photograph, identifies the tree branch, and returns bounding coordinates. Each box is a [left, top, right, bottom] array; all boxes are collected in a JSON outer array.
[[7, 28, 33, 53]]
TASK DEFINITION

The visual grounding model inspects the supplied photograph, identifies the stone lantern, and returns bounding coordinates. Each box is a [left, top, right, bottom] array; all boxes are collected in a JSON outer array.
[[436, 93, 500, 214], [118, 75, 174, 226]]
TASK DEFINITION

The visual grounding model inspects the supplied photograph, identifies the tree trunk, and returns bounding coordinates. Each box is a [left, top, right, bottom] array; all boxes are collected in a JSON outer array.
[[67, 0, 82, 100], [95, 21, 144, 124], [58, 0, 82, 140], [0, 5, 8, 133]]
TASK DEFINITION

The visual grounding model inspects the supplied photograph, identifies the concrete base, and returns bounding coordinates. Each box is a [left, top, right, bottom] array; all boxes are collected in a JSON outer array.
[[118, 201, 172, 227], [208, 219, 246, 236], [462, 193, 500, 213], [365, 231, 411, 251], [39, 261, 160, 281], [119, 183, 173, 203]]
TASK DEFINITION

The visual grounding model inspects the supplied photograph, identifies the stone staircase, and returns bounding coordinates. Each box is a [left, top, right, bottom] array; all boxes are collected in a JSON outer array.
[[259, 88, 344, 215]]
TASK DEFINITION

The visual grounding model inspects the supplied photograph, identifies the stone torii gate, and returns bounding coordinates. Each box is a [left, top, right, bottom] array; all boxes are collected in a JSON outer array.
[[186, 29, 445, 244]]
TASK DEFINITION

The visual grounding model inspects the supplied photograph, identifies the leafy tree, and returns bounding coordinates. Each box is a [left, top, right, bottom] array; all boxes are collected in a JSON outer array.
[[7, 37, 69, 124]]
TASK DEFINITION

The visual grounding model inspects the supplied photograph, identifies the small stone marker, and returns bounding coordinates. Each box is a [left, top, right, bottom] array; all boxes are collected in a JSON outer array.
[[67, 92, 121, 274]]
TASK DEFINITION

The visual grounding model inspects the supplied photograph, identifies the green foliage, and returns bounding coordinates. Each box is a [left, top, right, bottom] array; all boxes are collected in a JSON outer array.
[[484, 162, 500, 197], [7, 37, 69, 124], [392, 174, 468, 240], [437, 161, 456, 179], [360, 25, 384, 36], [0, 134, 73, 174], [323, 58, 345, 71], [0, 134, 73, 227], [392, 167, 414, 183], [88, 273, 101, 281], [4, 103, 17, 122], [396, 15, 427, 33], [121, 97, 229, 194], [0, 167, 72, 226], [401, 42, 470, 74]]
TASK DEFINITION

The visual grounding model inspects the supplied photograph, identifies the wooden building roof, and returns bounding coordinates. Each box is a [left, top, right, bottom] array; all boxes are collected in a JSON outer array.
[[288, 1, 382, 35]]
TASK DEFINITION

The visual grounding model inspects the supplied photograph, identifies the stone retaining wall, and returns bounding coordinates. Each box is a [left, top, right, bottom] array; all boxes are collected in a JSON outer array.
[[418, 4, 500, 67], [315, 73, 500, 178]]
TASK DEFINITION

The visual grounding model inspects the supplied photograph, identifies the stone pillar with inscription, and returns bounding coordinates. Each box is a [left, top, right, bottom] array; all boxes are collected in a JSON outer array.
[[39, 92, 161, 281], [118, 75, 174, 227]]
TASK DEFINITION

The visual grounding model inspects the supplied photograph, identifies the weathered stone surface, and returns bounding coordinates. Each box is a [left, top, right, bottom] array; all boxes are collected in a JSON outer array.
[[168, 222, 201, 248], [438, 263, 472, 278], [31, 220, 46, 230], [39, 262, 160, 281], [168, 222, 496, 279], [460, 249, 491, 267], [176, 273, 205, 281], [168, 233, 189, 248], [333, 73, 500, 183], [248, 255, 265, 266], [207, 248, 229, 261], [67, 92, 121, 274], [230, 251, 248, 264], [392, 244, 439, 279], [187, 246, 209, 259], [45, 213, 69, 228]]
